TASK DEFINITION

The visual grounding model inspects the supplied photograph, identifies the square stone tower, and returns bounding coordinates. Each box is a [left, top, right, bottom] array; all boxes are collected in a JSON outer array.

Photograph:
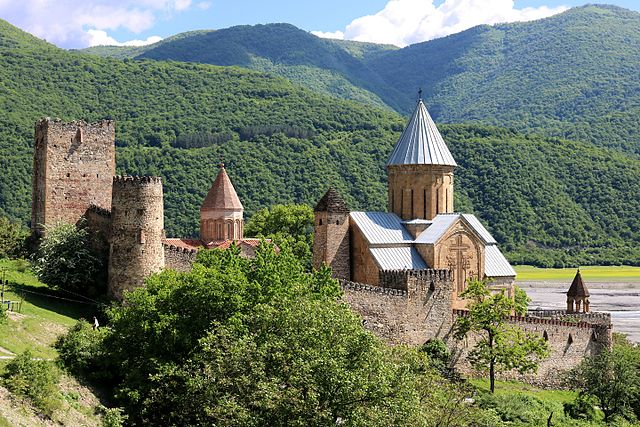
[[31, 118, 116, 236]]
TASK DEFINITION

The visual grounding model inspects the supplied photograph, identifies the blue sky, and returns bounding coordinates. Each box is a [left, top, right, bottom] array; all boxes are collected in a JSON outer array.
[[0, 1, 638, 48]]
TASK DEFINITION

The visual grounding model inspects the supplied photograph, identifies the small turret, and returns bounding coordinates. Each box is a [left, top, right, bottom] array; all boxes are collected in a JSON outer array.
[[567, 269, 590, 313], [312, 187, 350, 280], [200, 163, 244, 242]]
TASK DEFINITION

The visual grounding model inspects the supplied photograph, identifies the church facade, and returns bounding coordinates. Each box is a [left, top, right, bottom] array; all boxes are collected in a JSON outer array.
[[312, 98, 613, 384], [313, 97, 516, 309]]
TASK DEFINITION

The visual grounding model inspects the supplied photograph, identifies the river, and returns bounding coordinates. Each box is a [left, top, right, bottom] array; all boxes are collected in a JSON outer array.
[[519, 282, 640, 343]]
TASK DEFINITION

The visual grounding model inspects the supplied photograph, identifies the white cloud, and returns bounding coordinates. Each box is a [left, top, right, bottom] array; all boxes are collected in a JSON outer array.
[[0, 0, 194, 48], [310, 30, 345, 40], [315, 0, 568, 47], [86, 29, 162, 47]]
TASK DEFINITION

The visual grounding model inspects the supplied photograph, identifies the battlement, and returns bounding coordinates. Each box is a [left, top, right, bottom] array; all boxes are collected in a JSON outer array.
[[163, 243, 198, 255], [113, 175, 163, 185], [86, 204, 111, 218], [453, 309, 612, 329], [379, 268, 452, 291], [525, 309, 612, 326], [340, 279, 408, 297], [36, 117, 114, 130]]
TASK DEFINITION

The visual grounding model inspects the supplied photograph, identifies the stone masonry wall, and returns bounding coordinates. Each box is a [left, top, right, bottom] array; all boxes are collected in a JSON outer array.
[[32, 119, 115, 236], [447, 310, 612, 387], [341, 268, 453, 345], [164, 244, 197, 272], [108, 176, 165, 300]]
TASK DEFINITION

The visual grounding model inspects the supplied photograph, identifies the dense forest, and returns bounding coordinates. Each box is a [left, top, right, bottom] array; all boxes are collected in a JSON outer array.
[[83, 5, 640, 154], [1, 16, 639, 266]]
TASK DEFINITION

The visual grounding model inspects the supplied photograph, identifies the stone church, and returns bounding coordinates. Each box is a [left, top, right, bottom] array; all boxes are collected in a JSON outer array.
[[313, 96, 515, 308]]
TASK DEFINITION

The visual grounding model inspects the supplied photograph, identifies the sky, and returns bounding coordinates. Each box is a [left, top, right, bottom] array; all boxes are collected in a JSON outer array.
[[0, 0, 638, 49]]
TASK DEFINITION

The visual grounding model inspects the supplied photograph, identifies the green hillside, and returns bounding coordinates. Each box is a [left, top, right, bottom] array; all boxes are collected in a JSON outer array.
[[82, 23, 403, 111], [82, 6, 640, 154], [367, 4, 640, 154], [1, 18, 639, 265]]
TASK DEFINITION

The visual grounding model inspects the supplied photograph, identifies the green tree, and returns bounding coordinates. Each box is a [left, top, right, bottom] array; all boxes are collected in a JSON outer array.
[[0, 216, 29, 259], [57, 243, 488, 425], [32, 223, 106, 296], [454, 279, 550, 393], [513, 286, 531, 316], [572, 336, 640, 422], [245, 204, 314, 266]]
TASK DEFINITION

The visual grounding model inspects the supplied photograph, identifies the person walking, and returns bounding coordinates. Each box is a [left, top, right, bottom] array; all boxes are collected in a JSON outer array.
[[92, 316, 99, 330]]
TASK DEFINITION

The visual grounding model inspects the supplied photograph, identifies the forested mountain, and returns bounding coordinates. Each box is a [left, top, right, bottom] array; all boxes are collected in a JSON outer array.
[[82, 24, 401, 110], [83, 5, 640, 154], [1, 17, 639, 265]]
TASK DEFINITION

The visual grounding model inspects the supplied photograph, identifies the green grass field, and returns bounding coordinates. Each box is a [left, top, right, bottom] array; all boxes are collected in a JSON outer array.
[[0, 259, 95, 359], [514, 265, 640, 283]]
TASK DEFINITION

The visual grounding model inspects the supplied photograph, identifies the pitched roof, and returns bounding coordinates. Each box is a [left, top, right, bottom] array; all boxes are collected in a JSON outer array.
[[350, 211, 414, 245], [567, 269, 590, 297], [201, 165, 243, 211], [414, 213, 497, 245], [484, 245, 516, 277], [370, 247, 427, 271], [314, 187, 349, 213], [387, 99, 457, 166]]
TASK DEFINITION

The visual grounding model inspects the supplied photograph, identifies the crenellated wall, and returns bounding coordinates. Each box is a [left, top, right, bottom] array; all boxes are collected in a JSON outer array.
[[163, 244, 197, 272], [448, 309, 612, 387], [341, 268, 454, 345]]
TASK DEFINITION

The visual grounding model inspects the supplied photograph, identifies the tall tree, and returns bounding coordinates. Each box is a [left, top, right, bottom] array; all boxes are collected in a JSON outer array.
[[454, 279, 549, 393]]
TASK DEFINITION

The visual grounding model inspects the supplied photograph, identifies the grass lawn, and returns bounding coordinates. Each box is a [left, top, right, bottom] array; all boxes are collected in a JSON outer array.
[[514, 265, 640, 283], [0, 259, 95, 359]]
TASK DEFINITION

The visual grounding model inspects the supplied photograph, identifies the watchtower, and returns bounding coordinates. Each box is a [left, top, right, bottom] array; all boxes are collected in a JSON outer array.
[[567, 269, 590, 313], [313, 187, 350, 280], [31, 118, 115, 236], [107, 176, 165, 300]]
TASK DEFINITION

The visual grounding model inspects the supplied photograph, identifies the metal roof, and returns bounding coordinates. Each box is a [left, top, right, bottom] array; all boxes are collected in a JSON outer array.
[[350, 211, 413, 245], [414, 214, 459, 244], [414, 213, 497, 245], [484, 245, 516, 277], [387, 99, 457, 166], [370, 247, 427, 271], [461, 214, 497, 244]]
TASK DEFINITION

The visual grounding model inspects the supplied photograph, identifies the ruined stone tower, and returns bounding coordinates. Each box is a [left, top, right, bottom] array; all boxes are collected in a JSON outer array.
[[108, 176, 165, 300], [31, 119, 115, 236], [200, 163, 244, 242], [387, 97, 456, 220], [312, 187, 350, 280]]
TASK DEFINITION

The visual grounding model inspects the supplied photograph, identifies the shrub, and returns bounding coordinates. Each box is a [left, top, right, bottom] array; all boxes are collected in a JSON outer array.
[[55, 320, 110, 380], [420, 338, 450, 370], [99, 405, 128, 427], [564, 393, 598, 421], [2, 350, 61, 416]]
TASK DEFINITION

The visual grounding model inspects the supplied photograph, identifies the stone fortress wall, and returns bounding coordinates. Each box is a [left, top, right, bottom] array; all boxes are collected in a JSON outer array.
[[342, 270, 612, 386], [107, 176, 165, 300], [31, 119, 115, 236], [164, 244, 198, 272]]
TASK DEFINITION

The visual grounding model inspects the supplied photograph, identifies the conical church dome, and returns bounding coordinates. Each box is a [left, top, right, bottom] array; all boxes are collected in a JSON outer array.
[[387, 98, 457, 166], [201, 164, 243, 212]]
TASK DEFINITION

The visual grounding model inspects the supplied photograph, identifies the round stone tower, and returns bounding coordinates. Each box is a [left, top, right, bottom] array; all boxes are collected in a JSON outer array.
[[108, 176, 165, 300]]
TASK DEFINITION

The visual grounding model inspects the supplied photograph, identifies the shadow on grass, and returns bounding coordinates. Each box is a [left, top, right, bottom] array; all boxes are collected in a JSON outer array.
[[5, 282, 104, 321]]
